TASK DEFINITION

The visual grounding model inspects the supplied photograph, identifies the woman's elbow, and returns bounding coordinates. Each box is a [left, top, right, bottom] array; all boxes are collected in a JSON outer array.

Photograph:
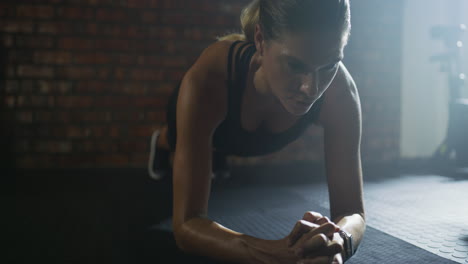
[[172, 220, 190, 252]]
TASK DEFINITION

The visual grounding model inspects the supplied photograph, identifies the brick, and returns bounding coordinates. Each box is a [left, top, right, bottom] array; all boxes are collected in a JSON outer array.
[[17, 65, 54, 78], [118, 83, 148, 95], [86, 23, 98, 35], [132, 96, 167, 108], [127, 125, 157, 137], [34, 51, 72, 65], [98, 96, 131, 107], [137, 55, 187, 68], [0, 21, 34, 33], [75, 81, 110, 93], [145, 111, 166, 123], [4, 96, 15, 108], [56, 96, 94, 108], [96, 8, 128, 21], [8, 50, 33, 64], [57, 66, 96, 79], [14, 140, 31, 153], [37, 22, 59, 34], [114, 68, 128, 80], [95, 39, 129, 51], [129, 153, 148, 166], [59, 37, 94, 50], [17, 112, 33, 123], [79, 111, 111, 122], [15, 95, 52, 108], [6, 66, 15, 78], [74, 53, 111, 64], [15, 36, 55, 48], [98, 24, 122, 36], [2, 35, 14, 47], [85, 126, 106, 137], [38, 81, 72, 94], [130, 69, 163, 81], [56, 7, 94, 20], [16, 155, 53, 169], [148, 26, 178, 39], [97, 68, 111, 79], [95, 154, 129, 166], [16, 5, 55, 19], [109, 125, 120, 137], [119, 140, 147, 152], [34, 111, 53, 122], [141, 11, 159, 23], [30, 96, 49, 107], [35, 141, 72, 153], [111, 111, 144, 121], [117, 54, 137, 65], [75, 140, 119, 153], [66, 126, 86, 138], [127, 0, 151, 8], [124, 25, 146, 38], [5, 80, 20, 93], [22, 80, 35, 93], [145, 82, 176, 95]]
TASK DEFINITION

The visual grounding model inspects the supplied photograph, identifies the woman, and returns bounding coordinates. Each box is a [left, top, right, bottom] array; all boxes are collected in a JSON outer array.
[[148, 0, 365, 263]]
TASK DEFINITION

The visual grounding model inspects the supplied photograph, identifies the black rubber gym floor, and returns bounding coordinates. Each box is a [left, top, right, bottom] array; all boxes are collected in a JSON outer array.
[[151, 169, 468, 264], [8, 165, 468, 264]]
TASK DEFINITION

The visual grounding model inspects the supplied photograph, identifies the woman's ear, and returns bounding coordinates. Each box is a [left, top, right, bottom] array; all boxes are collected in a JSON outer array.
[[254, 24, 265, 57]]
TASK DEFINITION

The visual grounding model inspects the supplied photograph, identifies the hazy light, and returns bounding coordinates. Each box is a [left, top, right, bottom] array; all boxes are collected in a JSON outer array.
[[457, 41, 463, 47], [460, 73, 466, 80]]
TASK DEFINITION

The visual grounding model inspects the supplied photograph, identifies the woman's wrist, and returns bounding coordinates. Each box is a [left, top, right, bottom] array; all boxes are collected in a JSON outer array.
[[335, 213, 366, 261]]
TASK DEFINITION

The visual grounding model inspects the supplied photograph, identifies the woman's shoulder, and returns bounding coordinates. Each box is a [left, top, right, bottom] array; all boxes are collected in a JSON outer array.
[[317, 62, 361, 126], [177, 40, 241, 125], [187, 39, 239, 80]]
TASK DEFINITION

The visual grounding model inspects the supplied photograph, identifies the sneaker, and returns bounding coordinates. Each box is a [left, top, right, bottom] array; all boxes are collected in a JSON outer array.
[[148, 130, 170, 180]]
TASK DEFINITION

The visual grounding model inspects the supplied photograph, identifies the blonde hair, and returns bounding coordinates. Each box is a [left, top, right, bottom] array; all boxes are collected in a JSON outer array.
[[217, 0, 350, 43], [217, 0, 260, 42]]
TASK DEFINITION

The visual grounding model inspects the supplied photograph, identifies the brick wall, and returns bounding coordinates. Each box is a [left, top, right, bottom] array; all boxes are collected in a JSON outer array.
[[1, 0, 403, 169]]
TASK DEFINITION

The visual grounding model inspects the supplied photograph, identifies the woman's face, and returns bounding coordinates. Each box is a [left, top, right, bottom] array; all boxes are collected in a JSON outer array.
[[257, 30, 346, 116]]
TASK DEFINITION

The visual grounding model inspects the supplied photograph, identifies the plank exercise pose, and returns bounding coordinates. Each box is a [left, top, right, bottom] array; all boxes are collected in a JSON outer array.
[[148, 0, 365, 263]]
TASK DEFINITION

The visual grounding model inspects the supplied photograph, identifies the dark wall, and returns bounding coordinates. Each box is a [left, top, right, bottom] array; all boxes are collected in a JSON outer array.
[[0, 0, 403, 169]]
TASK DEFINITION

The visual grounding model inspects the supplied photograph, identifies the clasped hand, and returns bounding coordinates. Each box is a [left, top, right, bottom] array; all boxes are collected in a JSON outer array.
[[285, 212, 344, 264]]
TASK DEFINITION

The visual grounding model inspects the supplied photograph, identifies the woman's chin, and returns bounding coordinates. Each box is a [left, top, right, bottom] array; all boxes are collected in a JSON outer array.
[[283, 100, 312, 116]]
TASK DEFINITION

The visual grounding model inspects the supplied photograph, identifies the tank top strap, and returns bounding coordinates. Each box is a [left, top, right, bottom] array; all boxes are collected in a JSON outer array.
[[225, 41, 255, 122]]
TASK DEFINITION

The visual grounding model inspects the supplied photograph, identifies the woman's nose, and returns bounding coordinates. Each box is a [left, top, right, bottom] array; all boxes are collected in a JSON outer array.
[[299, 73, 317, 98]]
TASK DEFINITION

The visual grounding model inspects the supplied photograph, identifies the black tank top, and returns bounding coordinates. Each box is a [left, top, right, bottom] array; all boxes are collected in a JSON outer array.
[[167, 40, 324, 157]]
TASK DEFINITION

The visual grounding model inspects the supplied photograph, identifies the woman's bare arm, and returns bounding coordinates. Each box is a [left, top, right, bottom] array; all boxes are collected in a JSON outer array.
[[318, 62, 366, 252], [171, 41, 299, 264]]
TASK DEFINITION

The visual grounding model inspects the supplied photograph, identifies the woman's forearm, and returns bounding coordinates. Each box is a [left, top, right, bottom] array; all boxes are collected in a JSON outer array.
[[174, 216, 291, 264]]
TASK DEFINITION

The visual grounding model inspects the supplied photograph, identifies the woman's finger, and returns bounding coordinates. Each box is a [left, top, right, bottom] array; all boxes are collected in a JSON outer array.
[[288, 220, 320, 247], [315, 217, 341, 233], [302, 211, 324, 223], [295, 233, 329, 257], [297, 222, 337, 245]]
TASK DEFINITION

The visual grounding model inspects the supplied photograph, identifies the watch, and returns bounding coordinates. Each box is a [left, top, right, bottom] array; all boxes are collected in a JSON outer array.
[[338, 229, 354, 262]]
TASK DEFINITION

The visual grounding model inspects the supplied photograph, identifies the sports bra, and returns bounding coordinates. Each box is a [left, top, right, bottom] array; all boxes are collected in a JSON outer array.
[[166, 40, 324, 157]]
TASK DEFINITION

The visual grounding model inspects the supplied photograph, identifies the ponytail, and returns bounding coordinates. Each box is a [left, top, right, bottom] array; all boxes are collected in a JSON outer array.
[[217, 0, 260, 42]]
